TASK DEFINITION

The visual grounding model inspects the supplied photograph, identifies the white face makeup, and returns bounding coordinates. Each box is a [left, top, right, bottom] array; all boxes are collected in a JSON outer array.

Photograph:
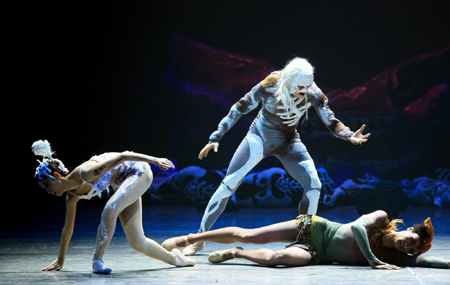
[[290, 73, 313, 98]]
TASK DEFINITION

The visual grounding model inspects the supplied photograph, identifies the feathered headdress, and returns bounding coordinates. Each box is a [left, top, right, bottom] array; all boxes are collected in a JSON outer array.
[[32, 140, 67, 180]]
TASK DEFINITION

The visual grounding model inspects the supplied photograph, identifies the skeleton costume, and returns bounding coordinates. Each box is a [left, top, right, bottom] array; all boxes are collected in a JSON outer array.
[[197, 71, 354, 239]]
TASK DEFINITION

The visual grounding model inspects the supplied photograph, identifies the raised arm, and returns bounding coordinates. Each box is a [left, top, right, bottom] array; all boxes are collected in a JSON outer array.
[[42, 192, 79, 271], [80, 152, 174, 182], [350, 210, 400, 269]]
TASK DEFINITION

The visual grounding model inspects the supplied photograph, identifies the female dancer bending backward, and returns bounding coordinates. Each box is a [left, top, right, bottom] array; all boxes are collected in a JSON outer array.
[[32, 140, 195, 274]]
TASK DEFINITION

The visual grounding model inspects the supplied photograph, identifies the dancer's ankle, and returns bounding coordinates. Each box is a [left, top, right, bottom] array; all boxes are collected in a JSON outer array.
[[176, 235, 191, 247], [92, 260, 112, 274], [231, 247, 242, 259]]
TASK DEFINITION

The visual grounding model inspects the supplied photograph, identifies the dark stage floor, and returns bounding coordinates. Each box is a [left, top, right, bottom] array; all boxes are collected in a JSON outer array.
[[1, 203, 448, 285]]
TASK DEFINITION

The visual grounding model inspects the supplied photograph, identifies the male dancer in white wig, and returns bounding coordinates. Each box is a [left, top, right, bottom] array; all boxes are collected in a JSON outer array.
[[163, 57, 370, 256]]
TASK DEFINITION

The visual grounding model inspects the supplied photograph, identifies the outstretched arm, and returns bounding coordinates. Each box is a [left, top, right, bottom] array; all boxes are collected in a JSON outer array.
[[42, 193, 79, 271], [80, 152, 174, 182], [348, 124, 371, 145], [311, 83, 370, 143], [389, 254, 450, 269], [199, 82, 263, 160], [350, 210, 401, 270]]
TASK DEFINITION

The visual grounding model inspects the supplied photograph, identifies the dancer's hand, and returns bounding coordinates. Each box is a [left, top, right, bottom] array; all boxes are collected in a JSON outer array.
[[349, 124, 371, 145], [155, 158, 175, 171], [198, 142, 219, 160], [369, 260, 400, 270], [42, 258, 64, 271]]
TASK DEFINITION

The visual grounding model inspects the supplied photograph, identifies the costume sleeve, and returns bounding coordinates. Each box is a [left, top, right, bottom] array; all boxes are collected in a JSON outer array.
[[208, 83, 262, 143], [389, 255, 450, 268], [350, 211, 388, 265], [310, 82, 354, 141], [351, 222, 384, 265]]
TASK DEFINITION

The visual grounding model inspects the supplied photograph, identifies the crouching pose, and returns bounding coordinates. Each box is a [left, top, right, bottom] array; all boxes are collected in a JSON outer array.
[[162, 210, 449, 269], [180, 56, 371, 256], [32, 140, 195, 274]]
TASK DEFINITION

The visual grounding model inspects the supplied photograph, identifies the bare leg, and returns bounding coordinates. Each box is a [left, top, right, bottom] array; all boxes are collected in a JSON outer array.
[[234, 247, 312, 267], [169, 220, 298, 248]]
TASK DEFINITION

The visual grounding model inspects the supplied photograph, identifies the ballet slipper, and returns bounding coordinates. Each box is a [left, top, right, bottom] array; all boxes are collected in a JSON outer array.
[[161, 236, 190, 251], [208, 247, 243, 263], [92, 260, 112, 274], [182, 241, 205, 256], [172, 249, 196, 267]]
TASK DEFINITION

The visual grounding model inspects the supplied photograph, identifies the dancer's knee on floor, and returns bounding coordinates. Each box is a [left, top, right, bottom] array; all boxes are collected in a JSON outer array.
[[269, 251, 309, 267], [261, 252, 288, 266]]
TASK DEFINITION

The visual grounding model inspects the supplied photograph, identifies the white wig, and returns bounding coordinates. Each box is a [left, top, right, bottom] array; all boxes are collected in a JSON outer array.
[[275, 57, 314, 114]]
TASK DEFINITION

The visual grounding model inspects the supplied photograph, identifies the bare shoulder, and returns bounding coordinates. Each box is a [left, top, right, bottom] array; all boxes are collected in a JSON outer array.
[[352, 210, 390, 228], [370, 210, 389, 219], [261, 73, 280, 89], [368, 210, 390, 228]]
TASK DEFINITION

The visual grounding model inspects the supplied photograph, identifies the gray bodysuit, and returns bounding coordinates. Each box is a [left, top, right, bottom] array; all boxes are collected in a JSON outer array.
[[199, 73, 354, 233]]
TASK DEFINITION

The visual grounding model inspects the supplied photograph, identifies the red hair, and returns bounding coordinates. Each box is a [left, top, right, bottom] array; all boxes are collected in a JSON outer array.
[[371, 217, 434, 257], [416, 217, 434, 254]]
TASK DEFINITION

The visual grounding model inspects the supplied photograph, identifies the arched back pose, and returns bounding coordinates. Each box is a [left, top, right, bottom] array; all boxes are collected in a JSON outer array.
[[162, 210, 449, 269], [165, 57, 370, 256], [32, 140, 195, 274]]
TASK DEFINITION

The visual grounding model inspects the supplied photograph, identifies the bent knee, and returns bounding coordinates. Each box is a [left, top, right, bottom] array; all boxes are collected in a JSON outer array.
[[270, 251, 309, 267], [142, 168, 153, 188], [127, 236, 146, 253], [305, 189, 320, 201], [102, 204, 120, 221]]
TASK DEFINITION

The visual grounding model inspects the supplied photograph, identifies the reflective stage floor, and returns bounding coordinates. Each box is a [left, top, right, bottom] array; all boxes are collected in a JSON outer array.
[[1, 204, 448, 284]]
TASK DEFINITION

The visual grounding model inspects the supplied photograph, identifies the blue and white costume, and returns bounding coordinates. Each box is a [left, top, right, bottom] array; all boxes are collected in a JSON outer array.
[[77, 154, 150, 200]]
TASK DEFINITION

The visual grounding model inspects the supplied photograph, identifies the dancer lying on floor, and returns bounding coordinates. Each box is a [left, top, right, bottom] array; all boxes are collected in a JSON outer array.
[[32, 140, 195, 274], [163, 210, 449, 269]]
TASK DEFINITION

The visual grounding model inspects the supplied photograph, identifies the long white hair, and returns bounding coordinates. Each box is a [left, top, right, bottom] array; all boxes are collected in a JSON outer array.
[[275, 57, 314, 113]]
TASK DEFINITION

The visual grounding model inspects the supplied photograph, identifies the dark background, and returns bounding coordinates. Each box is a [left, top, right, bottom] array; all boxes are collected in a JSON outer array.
[[13, 0, 450, 214]]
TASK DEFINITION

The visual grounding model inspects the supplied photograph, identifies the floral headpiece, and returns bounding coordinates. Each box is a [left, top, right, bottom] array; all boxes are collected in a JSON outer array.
[[32, 140, 67, 180]]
